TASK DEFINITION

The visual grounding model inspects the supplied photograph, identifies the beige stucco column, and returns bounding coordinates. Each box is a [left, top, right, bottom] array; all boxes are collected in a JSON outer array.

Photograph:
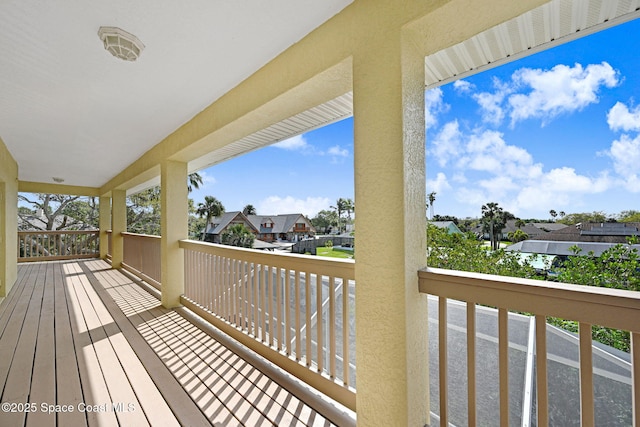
[[160, 160, 187, 308], [111, 189, 126, 268], [99, 195, 111, 259], [353, 27, 429, 426], [0, 139, 17, 298]]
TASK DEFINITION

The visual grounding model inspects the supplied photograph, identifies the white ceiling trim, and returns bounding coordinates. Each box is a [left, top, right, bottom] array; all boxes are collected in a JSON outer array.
[[424, 0, 640, 89]]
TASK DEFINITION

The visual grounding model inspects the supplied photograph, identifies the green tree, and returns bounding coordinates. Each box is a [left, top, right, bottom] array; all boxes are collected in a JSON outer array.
[[242, 204, 257, 215], [481, 202, 512, 251], [331, 198, 351, 233], [427, 192, 436, 219], [221, 224, 255, 248], [507, 229, 528, 243], [619, 210, 640, 222], [187, 172, 203, 193], [554, 242, 640, 352], [196, 196, 225, 229], [126, 172, 206, 236], [427, 224, 536, 277], [343, 198, 354, 224], [432, 215, 459, 223], [428, 222, 637, 352], [558, 211, 609, 225], [18, 193, 98, 231], [127, 188, 161, 235], [311, 209, 339, 234]]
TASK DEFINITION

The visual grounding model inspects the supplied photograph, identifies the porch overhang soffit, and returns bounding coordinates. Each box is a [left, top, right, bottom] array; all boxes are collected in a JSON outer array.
[[100, 0, 640, 196]]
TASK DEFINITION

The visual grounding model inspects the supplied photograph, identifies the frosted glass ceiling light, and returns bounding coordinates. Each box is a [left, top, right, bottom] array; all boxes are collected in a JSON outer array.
[[98, 26, 144, 61]]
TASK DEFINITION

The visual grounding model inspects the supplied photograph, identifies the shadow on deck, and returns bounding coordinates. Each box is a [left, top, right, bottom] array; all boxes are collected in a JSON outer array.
[[0, 259, 345, 426]]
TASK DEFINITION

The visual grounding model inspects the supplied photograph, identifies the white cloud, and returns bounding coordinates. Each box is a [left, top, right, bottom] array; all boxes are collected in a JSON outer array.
[[453, 79, 474, 94], [429, 120, 463, 167], [197, 170, 217, 185], [540, 167, 610, 193], [428, 123, 614, 216], [425, 87, 449, 129], [507, 62, 619, 126], [607, 101, 640, 132], [426, 172, 451, 194], [327, 145, 349, 163], [605, 133, 640, 191], [327, 145, 348, 157], [473, 77, 510, 125], [257, 196, 331, 217], [512, 168, 611, 214], [272, 134, 310, 150], [468, 62, 619, 127], [459, 129, 542, 180]]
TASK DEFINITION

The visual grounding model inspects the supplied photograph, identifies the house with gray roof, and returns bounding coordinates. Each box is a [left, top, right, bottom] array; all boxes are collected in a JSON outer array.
[[472, 219, 559, 241], [202, 211, 258, 244], [506, 240, 640, 257], [246, 213, 315, 242], [203, 211, 315, 244], [531, 222, 640, 244]]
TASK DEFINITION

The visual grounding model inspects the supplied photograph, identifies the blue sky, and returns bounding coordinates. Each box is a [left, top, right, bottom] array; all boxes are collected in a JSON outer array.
[[191, 17, 640, 220]]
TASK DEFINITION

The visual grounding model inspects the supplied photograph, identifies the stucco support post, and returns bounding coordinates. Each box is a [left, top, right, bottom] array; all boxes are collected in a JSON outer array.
[[353, 28, 428, 426], [0, 182, 7, 297], [160, 160, 187, 308], [111, 189, 126, 268], [99, 195, 111, 259]]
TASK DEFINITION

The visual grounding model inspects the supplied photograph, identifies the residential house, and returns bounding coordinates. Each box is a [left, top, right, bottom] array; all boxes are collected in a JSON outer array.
[[202, 211, 258, 243], [1, 1, 639, 426], [246, 213, 315, 242], [532, 222, 640, 243], [429, 220, 463, 235], [203, 212, 315, 243]]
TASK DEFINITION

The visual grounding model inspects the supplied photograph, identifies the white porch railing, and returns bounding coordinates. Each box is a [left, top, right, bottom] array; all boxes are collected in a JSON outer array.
[[179, 239, 356, 410], [419, 267, 640, 427], [18, 230, 99, 262]]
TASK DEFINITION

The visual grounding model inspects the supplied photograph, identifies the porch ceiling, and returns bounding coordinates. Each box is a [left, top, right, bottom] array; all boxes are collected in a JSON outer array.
[[1, 0, 638, 193], [0, 0, 352, 188]]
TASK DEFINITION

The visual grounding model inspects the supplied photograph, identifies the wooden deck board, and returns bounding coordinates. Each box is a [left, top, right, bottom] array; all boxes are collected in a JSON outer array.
[[0, 260, 339, 427], [108, 266, 334, 426], [50, 261, 87, 427], [63, 262, 120, 427], [0, 263, 46, 427], [81, 262, 209, 427], [26, 261, 56, 427]]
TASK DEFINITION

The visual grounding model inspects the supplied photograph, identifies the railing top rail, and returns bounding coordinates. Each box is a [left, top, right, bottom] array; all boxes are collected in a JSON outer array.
[[180, 239, 355, 279], [18, 229, 99, 235], [122, 231, 162, 239], [419, 267, 640, 332]]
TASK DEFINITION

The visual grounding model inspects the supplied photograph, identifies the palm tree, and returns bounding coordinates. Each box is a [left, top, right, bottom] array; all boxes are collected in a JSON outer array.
[[482, 202, 510, 251], [331, 198, 350, 233], [221, 223, 255, 248], [427, 192, 436, 219], [515, 219, 525, 229], [343, 198, 354, 229], [196, 196, 225, 235], [242, 204, 257, 215], [187, 172, 203, 193], [549, 209, 557, 221]]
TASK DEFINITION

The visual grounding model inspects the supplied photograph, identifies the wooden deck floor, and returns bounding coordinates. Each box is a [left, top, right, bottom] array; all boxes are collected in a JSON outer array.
[[0, 260, 338, 426]]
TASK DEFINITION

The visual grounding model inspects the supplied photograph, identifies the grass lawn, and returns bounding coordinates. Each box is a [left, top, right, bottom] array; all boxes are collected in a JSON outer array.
[[316, 247, 354, 259]]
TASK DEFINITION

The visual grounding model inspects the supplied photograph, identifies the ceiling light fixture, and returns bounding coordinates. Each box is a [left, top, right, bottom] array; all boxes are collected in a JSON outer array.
[[98, 26, 145, 61]]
